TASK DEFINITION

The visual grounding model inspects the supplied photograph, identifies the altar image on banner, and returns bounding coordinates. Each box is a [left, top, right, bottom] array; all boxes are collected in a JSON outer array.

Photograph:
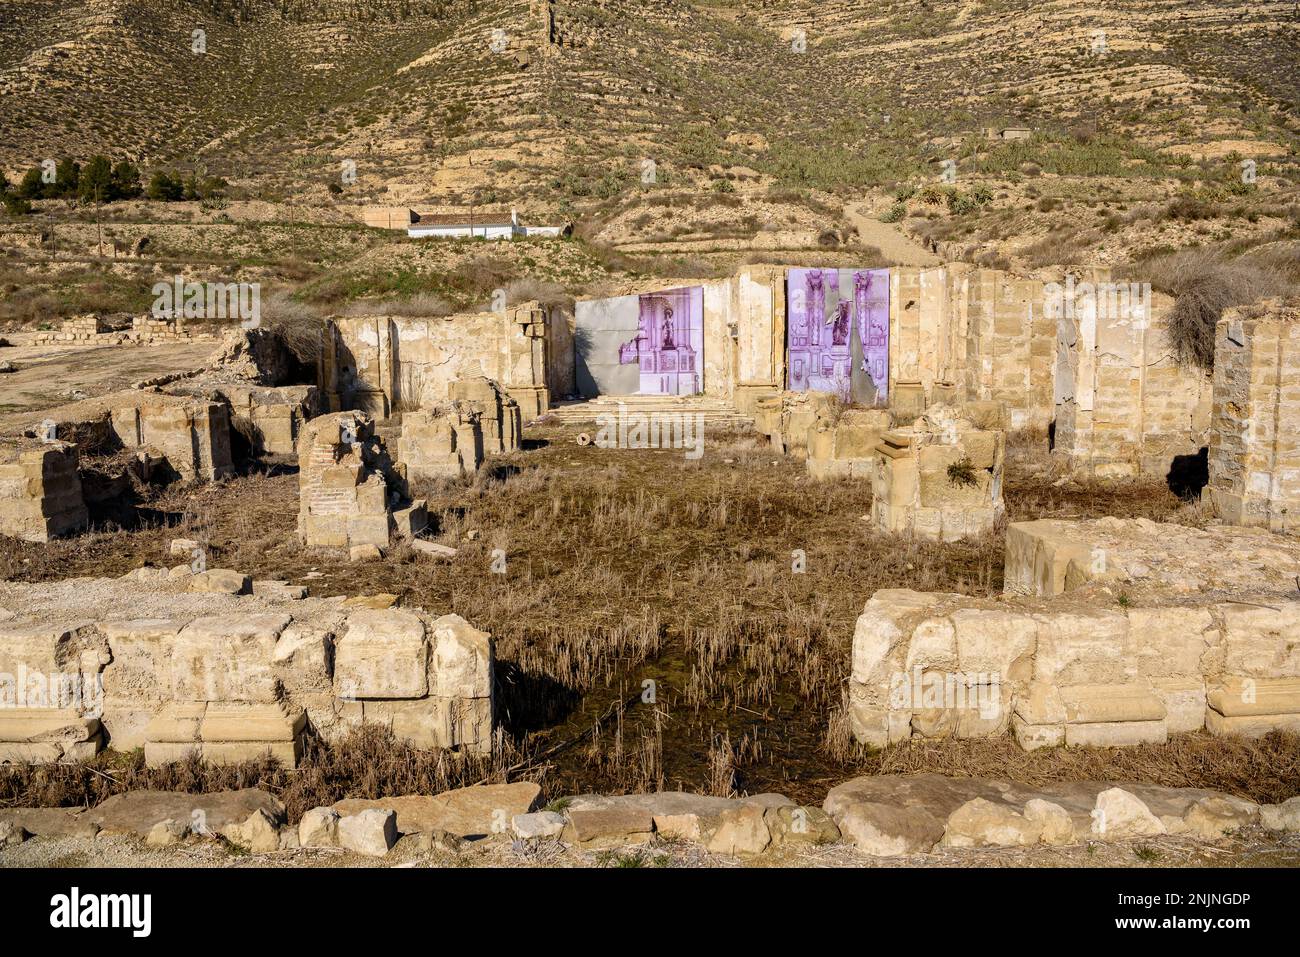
[[785, 268, 889, 404], [617, 286, 705, 396]]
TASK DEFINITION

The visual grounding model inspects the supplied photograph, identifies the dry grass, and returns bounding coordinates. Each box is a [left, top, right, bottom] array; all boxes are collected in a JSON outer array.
[[0, 725, 530, 823], [831, 730, 1300, 807], [0, 424, 1253, 804]]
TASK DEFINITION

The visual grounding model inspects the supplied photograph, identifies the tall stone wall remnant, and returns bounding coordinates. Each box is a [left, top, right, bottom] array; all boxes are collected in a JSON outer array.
[[1205, 300, 1300, 532], [320, 303, 552, 422], [1052, 270, 1210, 478], [297, 411, 427, 550]]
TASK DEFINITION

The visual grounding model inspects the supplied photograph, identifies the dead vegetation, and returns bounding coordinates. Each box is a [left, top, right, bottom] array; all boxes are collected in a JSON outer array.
[[1129, 246, 1300, 371], [0, 422, 1234, 804]]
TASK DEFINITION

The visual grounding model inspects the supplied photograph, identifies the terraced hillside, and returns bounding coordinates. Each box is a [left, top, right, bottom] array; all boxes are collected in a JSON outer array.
[[0, 0, 1297, 278]]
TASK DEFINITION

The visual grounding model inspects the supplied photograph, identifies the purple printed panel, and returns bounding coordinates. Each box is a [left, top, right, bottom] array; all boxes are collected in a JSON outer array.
[[786, 268, 889, 404], [618, 285, 704, 395], [858, 269, 890, 404]]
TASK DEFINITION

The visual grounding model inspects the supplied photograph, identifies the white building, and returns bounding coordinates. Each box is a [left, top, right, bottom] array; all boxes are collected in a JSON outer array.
[[407, 209, 522, 240]]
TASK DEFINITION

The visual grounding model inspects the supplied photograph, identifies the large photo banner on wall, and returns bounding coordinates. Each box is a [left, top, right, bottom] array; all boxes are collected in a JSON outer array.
[[786, 268, 889, 404], [575, 286, 705, 397]]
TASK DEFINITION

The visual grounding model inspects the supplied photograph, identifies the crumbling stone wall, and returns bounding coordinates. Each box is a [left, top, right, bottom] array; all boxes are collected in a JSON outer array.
[[854, 516, 1300, 751], [869, 404, 1005, 541], [397, 407, 483, 481], [1206, 301, 1300, 532], [297, 411, 426, 550], [1053, 272, 1210, 478], [449, 376, 521, 454], [320, 303, 552, 422], [0, 441, 88, 542], [806, 405, 891, 479], [109, 392, 234, 481], [34, 313, 205, 346], [0, 601, 494, 765]]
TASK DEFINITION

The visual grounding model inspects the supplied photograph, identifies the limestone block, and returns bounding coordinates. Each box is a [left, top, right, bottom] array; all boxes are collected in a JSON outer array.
[[1129, 606, 1217, 678], [1217, 603, 1300, 679], [1032, 609, 1133, 685], [1150, 677, 1207, 734], [429, 614, 493, 699], [271, 623, 334, 696], [1065, 719, 1167, 747], [97, 618, 185, 749], [1208, 676, 1300, 716], [942, 798, 1042, 848], [1012, 715, 1064, 750], [187, 569, 251, 595], [1059, 683, 1166, 725], [334, 610, 427, 700], [170, 615, 288, 703], [1024, 799, 1075, 845], [1201, 712, 1300, 738], [951, 608, 1036, 683], [338, 808, 397, 857], [1091, 788, 1167, 840], [512, 811, 566, 840], [299, 807, 341, 847]]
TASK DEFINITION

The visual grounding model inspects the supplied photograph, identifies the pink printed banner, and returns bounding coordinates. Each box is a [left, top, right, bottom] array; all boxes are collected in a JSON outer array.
[[786, 268, 889, 404], [618, 286, 704, 395]]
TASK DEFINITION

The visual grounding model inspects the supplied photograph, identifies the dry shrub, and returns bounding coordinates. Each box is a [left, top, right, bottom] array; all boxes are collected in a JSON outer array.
[[258, 291, 324, 366], [504, 277, 571, 309], [341, 291, 453, 318], [1134, 248, 1294, 371]]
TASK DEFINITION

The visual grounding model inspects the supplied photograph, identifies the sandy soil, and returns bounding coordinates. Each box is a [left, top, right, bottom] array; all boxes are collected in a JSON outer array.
[[0, 338, 216, 427]]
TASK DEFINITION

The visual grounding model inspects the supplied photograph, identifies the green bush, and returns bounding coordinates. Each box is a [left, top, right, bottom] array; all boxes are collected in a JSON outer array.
[[880, 201, 907, 223]]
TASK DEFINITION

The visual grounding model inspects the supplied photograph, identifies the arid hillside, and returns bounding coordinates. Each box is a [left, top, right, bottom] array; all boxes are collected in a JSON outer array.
[[0, 0, 1297, 315]]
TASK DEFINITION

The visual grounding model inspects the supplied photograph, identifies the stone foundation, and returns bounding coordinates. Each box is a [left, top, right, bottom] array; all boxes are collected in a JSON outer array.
[[1003, 517, 1300, 600], [869, 404, 1004, 541], [0, 594, 494, 765], [849, 586, 1300, 750]]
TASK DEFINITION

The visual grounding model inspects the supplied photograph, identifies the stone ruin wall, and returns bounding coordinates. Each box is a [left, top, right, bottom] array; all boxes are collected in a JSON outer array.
[[869, 404, 1005, 542], [1052, 269, 1211, 479], [0, 330, 320, 542], [320, 302, 552, 422], [296, 411, 427, 551], [0, 601, 493, 766], [1206, 302, 1300, 533], [34, 313, 214, 346], [851, 517, 1300, 751], [0, 441, 88, 543]]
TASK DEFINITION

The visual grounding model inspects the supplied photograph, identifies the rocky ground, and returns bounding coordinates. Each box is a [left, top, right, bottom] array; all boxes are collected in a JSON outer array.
[[3, 774, 1298, 869]]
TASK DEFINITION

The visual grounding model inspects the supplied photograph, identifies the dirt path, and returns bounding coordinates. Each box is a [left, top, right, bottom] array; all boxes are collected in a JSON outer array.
[[844, 204, 941, 266]]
